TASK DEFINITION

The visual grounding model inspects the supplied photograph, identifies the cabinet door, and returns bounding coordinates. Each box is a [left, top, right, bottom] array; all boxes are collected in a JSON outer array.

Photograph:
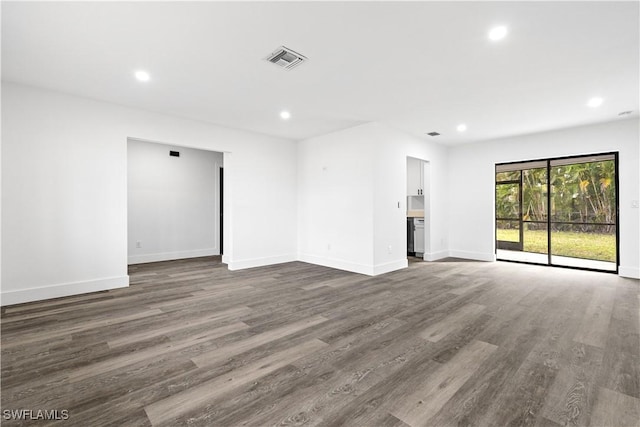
[[407, 158, 422, 195], [414, 225, 425, 253]]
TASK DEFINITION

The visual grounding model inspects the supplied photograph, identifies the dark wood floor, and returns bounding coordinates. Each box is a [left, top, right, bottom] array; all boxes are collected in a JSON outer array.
[[2, 257, 639, 427]]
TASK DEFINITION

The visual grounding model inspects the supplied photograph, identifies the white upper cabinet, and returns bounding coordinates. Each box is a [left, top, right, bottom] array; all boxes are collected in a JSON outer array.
[[407, 157, 424, 196]]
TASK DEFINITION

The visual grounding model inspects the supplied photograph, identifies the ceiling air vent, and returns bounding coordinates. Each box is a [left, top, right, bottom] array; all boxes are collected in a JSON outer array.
[[266, 46, 307, 70], [426, 132, 441, 137]]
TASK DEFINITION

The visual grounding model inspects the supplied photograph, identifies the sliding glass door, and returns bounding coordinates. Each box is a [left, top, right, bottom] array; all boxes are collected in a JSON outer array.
[[496, 153, 618, 273]]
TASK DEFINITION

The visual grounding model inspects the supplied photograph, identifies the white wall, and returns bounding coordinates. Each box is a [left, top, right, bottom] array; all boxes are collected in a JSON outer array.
[[1, 82, 298, 305], [127, 140, 223, 264], [297, 124, 375, 275], [297, 122, 449, 276], [448, 118, 640, 278], [374, 124, 450, 266]]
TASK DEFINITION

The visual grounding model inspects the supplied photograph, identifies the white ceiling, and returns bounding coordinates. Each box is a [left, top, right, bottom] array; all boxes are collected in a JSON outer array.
[[2, 1, 638, 144]]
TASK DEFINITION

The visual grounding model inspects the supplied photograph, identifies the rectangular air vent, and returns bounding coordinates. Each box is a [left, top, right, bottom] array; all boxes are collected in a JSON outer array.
[[426, 132, 440, 137], [266, 46, 307, 70]]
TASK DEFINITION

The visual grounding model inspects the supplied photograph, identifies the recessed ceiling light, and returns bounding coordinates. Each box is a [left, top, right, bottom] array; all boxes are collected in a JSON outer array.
[[488, 26, 508, 41], [135, 70, 150, 82], [587, 97, 603, 108], [280, 111, 291, 120], [457, 124, 467, 132]]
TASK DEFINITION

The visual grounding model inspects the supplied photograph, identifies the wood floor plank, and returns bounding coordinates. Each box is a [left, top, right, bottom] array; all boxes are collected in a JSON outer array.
[[148, 285, 258, 310], [573, 286, 616, 348], [222, 320, 426, 427], [2, 256, 638, 426], [2, 308, 164, 350], [540, 343, 604, 426], [107, 305, 252, 348], [390, 340, 498, 427], [190, 315, 328, 369], [144, 339, 328, 426], [590, 387, 640, 427], [3, 291, 112, 314], [11, 358, 198, 419], [598, 284, 640, 398], [69, 321, 249, 382], [419, 303, 486, 342], [424, 285, 581, 427], [448, 277, 490, 295]]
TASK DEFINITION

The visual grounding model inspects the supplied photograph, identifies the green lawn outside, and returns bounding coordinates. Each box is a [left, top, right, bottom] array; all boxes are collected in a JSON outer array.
[[497, 228, 616, 262]]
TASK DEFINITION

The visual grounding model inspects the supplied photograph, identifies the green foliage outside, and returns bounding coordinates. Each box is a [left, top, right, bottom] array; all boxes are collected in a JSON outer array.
[[496, 228, 616, 262], [496, 160, 616, 233]]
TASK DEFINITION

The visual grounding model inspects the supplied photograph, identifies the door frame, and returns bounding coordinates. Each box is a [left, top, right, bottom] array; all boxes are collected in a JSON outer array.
[[495, 178, 524, 251], [495, 151, 619, 274], [219, 166, 224, 255], [406, 157, 431, 260]]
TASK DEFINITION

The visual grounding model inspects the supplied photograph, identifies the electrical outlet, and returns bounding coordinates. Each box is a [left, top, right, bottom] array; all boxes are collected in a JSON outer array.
[[136, 241, 142, 248], [632, 200, 639, 208], [327, 244, 331, 251], [388, 245, 392, 254]]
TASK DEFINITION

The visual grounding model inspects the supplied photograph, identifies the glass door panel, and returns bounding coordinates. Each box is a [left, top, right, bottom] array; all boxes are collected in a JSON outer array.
[[550, 156, 617, 271], [496, 180, 522, 251]]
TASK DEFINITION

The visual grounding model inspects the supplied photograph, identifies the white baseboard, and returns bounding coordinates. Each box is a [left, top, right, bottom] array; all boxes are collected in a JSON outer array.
[[298, 254, 375, 276], [1, 276, 129, 306], [373, 259, 408, 275], [448, 250, 496, 262], [423, 251, 450, 261], [227, 254, 297, 271], [619, 266, 640, 279], [128, 248, 218, 265]]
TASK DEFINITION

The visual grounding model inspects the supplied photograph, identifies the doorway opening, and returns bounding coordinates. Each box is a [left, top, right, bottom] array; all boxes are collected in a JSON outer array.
[[127, 138, 224, 265], [407, 157, 430, 260], [496, 152, 618, 273]]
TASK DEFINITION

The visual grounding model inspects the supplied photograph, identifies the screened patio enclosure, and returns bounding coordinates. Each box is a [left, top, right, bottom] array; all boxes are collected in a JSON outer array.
[[495, 153, 618, 273]]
